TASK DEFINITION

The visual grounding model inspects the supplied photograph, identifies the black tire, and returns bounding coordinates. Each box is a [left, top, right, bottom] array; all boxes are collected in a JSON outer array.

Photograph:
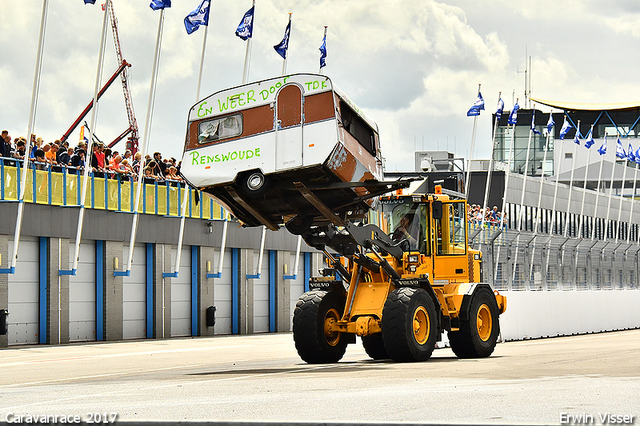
[[285, 215, 314, 236], [293, 290, 348, 364], [238, 170, 269, 198], [381, 287, 438, 362], [448, 287, 500, 359], [362, 333, 388, 360]]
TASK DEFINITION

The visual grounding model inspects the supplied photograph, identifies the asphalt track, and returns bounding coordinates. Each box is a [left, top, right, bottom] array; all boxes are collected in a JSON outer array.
[[0, 330, 639, 425]]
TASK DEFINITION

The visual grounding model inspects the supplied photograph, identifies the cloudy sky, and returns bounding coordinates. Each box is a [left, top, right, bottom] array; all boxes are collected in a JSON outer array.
[[2, 0, 640, 172]]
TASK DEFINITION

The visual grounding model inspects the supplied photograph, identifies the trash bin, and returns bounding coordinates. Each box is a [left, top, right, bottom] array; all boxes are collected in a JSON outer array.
[[206, 306, 216, 327], [0, 309, 8, 336]]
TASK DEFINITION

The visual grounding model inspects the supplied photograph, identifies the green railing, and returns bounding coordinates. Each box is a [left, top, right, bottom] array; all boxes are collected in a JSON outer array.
[[0, 159, 225, 220]]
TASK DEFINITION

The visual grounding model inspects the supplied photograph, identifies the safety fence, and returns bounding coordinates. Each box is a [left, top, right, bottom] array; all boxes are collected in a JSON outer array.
[[0, 158, 225, 220]]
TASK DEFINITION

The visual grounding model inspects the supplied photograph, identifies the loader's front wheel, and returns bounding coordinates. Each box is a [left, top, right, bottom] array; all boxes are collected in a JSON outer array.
[[381, 287, 438, 362], [362, 333, 388, 360], [448, 287, 500, 359], [293, 290, 348, 364]]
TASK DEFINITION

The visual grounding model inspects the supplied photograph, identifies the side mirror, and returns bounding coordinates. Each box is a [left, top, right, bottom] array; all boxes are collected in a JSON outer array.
[[432, 200, 443, 220]]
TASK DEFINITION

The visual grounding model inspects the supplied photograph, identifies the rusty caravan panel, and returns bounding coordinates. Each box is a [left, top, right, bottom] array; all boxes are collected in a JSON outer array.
[[303, 91, 335, 124]]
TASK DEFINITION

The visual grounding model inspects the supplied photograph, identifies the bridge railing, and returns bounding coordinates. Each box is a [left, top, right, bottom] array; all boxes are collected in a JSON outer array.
[[0, 157, 225, 220]]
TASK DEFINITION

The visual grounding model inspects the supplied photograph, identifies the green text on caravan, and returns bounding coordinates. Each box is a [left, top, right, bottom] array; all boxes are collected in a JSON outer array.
[[190, 148, 260, 166]]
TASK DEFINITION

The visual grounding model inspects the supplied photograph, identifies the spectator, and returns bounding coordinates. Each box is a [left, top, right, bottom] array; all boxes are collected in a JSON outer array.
[[153, 151, 166, 175], [167, 166, 183, 182], [0, 130, 8, 158], [58, 146, 73, 167], [132, 152, 143, 175], [69, 149, 85, 174], [34, 146, 47, 170]]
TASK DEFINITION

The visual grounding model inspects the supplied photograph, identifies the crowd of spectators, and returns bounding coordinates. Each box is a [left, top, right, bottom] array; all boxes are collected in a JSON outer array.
[[467, 203, 507, 227], [0, 130, 183, 185]]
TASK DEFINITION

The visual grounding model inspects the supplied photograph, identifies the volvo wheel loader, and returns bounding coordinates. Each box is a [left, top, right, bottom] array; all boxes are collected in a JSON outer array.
[[292, 186, 507, 363]]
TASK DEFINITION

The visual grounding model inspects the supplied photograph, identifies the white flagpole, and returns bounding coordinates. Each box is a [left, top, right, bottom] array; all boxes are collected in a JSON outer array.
[[603, 135, 620, 242], [10, 0, 49, 272], [123, 7, 166, 274], [319, 26, 327, 75], [171, 10, 211, 277], [577, 125, 594, 238], [241, 0, 255, 84], [615, 150, 630, 242], [465, 84, 481, 198], [67, 0, 111, 274], [590, 136, 607, 240], [563, 120, 580, 238], [516, 105, 536, 232], [626, 160, 639, 243], [480, 93, 502, 229], [548, 116, 568, 236], [281, 13, 291, 76]]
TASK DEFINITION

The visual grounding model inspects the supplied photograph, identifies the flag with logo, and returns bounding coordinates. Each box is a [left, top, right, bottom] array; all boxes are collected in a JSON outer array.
[[616, 137, 626, 159], [507, 102, 519, 125], [467, 92, 485, 117], [531, 110, 541, 135], [584, 128, 595, 149], [628, 143, 635, 163], [184, 0, 210, 35], [598, 135, 607, 155], [150, 0, 171, 10], [546, 114, 555, 134], [274, 18, 291, 59], [495, 98, 504, 121], [319, 33, 327, 68], [559, 117, 572, 140], [236, 5, 255, 40], [84, 0, 96, 4], [635, 146, 640, 164]]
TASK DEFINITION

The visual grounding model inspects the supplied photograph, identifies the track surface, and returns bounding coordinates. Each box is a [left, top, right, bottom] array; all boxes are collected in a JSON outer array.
[[1, 330, 639, 424]]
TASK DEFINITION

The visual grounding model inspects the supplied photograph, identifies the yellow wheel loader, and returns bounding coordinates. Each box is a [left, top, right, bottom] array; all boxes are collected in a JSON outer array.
[[292, 186, 507, 363]]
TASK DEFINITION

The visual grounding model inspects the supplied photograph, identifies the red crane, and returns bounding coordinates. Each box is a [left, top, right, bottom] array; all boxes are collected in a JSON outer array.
[[60, 1, 139, 153]]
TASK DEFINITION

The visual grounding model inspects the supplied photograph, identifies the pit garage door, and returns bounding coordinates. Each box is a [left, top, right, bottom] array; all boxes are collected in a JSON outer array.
[[252, 251, 270, 333], [7, 237, 40, 345], [213, 248, 232, 335], [170, 246, 192, 337], [69, 241, 96, 342], [123, 244, 146, 339]]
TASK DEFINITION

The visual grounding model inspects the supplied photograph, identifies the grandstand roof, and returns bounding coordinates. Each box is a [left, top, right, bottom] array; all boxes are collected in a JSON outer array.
[[530, 97, 640, 112]]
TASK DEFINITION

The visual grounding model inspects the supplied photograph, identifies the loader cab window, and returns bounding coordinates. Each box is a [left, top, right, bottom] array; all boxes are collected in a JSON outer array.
[[382, 199, 428, 255], [197, 113, 243, 144], [339, 100, 377, 156], [435, 202, 467, 255]]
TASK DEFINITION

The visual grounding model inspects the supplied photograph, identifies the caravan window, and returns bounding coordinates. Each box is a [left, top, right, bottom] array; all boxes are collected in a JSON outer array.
[[198, 114, 243, 144], [339, 100, 377, 156]]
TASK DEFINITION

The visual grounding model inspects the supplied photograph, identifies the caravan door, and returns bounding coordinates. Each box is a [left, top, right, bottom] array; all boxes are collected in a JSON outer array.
[[275, 84, 303, 171]]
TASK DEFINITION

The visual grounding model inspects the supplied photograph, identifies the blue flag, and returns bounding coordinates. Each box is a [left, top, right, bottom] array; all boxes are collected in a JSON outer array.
[[319, 34, 327, 68], [84, 0, 96, 4], [598, 135, 607, 155], [559, 117, 572, 140], [531, 110, 541, 135], [584, 128, 594, 149], [467, 92, 485, 117], [150, 0, 171, 10], [495, 98, 504, 121], [628, 143, 635, 163], [574, 130, 580, 145], [546, 114, 555, 134], [236, 6, 255, 41], [184, 0, 210, 35], [616, 137, 626, 159], [274, 19, 291, 59], [507, 102, 519, 125], [635, 146, 640, 164]]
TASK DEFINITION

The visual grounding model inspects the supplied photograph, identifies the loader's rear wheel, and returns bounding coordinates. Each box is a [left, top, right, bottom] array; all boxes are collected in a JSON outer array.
[[449, 288, 500, 359], [381, 287, 438, 362], [293, 290, 348, 364], [362, 333, 388, 360]]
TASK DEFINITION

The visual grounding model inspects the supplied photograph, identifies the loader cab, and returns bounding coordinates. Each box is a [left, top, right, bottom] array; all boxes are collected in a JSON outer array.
[[380, 194, 470, 283]]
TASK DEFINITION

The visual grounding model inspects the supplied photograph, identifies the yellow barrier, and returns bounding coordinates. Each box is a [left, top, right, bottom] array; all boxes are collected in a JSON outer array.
[[0, 162, 222, 221]]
